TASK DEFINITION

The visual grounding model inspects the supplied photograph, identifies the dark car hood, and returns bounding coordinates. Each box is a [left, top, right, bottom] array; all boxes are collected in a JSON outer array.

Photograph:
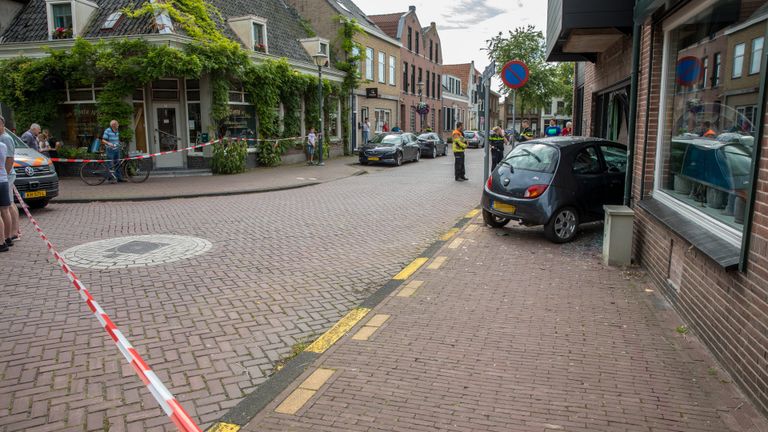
[[363, 145, 398, 152]]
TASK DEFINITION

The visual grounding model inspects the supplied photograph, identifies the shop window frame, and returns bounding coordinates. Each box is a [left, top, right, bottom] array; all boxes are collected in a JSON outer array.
[[652, 0, 768, 271]]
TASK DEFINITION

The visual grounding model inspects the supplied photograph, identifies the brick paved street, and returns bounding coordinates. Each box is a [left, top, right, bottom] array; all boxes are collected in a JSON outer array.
[[0, 151, 487, 431], [244, 216, 768, 431]]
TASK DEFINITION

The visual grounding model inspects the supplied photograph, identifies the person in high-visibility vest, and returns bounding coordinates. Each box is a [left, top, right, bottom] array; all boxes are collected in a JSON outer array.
[[489, 126, 508, 169], [452, 122, 468, 181]]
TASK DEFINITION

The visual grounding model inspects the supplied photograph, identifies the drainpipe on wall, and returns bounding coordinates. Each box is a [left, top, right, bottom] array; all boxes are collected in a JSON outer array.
[[624, 22, 642, 206]]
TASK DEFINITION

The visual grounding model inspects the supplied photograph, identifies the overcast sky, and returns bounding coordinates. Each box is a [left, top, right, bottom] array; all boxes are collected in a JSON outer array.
[[355, 0, 548, 86]]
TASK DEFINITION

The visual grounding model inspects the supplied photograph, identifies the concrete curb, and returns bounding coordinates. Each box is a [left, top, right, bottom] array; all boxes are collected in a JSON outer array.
[[53, 170, 367, 204], [209, 206, 479, 431]]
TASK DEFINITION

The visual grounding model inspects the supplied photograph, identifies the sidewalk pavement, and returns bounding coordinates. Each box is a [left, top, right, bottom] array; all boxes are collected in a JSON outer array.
[[55, 156, 364, 202], [235, 213, 768, 432]]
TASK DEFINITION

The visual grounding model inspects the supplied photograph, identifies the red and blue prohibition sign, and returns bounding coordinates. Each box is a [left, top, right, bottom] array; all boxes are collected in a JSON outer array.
[[675, 56, 703, 87], [500, 60, 529, 89]]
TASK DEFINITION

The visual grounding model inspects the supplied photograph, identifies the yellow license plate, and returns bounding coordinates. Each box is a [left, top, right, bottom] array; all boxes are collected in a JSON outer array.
[[368, 156, 380, 161], [25, 190, 47, 199], [493, 202, 516, 214]]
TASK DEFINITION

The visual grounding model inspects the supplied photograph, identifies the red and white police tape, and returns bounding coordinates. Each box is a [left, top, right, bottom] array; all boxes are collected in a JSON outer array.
[[12, 186, 202, 432], [49, 134, 311, 163]]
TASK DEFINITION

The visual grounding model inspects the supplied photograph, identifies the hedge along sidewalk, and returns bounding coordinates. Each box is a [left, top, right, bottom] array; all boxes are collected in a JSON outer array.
[[55, 157, 365, 203]]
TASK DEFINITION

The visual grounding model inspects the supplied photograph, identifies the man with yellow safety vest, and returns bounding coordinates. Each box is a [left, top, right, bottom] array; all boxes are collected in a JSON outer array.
[[489, 126, 508, 169], [452, 122, 468, 181]]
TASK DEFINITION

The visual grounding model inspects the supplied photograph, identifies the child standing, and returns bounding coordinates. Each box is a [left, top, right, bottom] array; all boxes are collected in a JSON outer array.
[[307, 128, 317, 165]]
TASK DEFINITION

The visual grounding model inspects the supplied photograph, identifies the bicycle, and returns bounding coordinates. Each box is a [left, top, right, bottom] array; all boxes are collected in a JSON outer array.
[[79, 145, 152, 185]]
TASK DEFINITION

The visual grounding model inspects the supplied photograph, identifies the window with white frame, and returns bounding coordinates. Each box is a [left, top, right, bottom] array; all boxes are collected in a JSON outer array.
[[251, 18, 268, 53], [352, 46, 361, 74], [389, 55, 396, 86], [186, 79, 203, 152], [733, 42, 745, 78], [656, 0, 766, 240], [378, 51, 385, 83], [52, 3, 72, 29], [750, 36, 763, 75], [365, 47, 374, 81]]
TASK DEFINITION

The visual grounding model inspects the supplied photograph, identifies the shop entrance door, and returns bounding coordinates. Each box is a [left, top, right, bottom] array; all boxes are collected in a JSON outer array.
[[154, 105, 183, 168]]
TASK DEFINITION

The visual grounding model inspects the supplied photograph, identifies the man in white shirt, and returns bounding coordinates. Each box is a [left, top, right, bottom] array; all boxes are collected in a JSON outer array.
[[0, 116, 19, 243]]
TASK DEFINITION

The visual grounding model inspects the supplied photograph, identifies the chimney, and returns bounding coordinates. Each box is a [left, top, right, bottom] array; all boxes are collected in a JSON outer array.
[[430, 22, 436, 29], [409, 5, 416, 12]]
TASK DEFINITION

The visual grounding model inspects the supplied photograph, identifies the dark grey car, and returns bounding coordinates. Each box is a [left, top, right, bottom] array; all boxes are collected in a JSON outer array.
[[359, 133, 421, 166], [481, 137, 627, 243], [416, 133, 447, 158]]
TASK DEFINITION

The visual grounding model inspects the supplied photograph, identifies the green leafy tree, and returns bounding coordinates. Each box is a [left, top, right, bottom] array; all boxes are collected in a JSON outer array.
[[486, 25, 573, 116]]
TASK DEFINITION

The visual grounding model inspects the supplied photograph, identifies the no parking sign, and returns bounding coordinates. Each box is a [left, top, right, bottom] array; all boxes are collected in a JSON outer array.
[[500, 60, 529, 89]]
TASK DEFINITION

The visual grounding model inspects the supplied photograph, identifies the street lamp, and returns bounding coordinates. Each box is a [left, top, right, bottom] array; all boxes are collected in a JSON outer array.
[[313, 52, 328, 165], [417, 81, 424, 132]]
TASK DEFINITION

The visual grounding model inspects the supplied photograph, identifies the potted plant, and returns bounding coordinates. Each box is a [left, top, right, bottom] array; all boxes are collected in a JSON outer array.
[[52, 27, 73, 39]]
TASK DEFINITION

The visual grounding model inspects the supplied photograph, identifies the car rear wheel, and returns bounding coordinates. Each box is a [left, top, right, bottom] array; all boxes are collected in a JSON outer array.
[[482, 209, 510, 228], [395, 152, 403, 166], [544, 207, 579, 243]]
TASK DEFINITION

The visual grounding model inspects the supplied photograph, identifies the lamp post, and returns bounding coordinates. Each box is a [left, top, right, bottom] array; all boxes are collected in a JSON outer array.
[[313, 51, 328, 165], [417, 81, 424, 132]]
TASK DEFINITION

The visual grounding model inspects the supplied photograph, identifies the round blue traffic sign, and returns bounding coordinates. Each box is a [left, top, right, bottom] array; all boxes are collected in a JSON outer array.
[[501, 60, 529, 89], [675, 56, 703, 87]]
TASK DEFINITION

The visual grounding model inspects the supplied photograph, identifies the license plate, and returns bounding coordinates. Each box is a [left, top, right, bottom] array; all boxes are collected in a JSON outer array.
[[368, 156, 380, 161], [493, 202, 516, 214], [25, 190, 47, 199]]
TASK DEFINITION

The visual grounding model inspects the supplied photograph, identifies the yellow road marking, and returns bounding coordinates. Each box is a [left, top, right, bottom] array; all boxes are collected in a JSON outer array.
[[448, 238, 464, 249], [352, 314, 390, 341], [274, 368, 336, 415], [465, 209, 480, 218], [397, 280, 423, 297], [465, 224, 479, 233], [440, 227, 459, 241], [300, 368, 336, 391], [427, 256, 447, 270], [393, 257, 428, 280], [305, 308, 370, 353], [207, 423, 240, 432], [274, 388, 315, 414]]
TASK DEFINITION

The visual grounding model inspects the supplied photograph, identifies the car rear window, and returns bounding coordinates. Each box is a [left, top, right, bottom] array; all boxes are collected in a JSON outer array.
[[464, 132, 475, 138], [504, 143, 559, 173]]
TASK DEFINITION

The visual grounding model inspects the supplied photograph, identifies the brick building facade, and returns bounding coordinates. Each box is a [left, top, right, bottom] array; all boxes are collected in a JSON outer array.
[[370, 6, 443, 134], [548, 0, 768, 416]]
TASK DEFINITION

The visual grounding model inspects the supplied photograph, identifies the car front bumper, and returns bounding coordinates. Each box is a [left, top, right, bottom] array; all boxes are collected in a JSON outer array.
[[360, 151, 397, 163], [13, 173, 60, 203]]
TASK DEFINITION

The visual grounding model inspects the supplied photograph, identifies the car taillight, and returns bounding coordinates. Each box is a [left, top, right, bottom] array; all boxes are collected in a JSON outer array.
[[486, 176, 493, 189], [524, 184, 548, 198]]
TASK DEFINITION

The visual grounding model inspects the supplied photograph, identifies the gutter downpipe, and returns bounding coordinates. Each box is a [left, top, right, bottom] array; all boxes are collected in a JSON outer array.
[[624, 21, 642, 206]]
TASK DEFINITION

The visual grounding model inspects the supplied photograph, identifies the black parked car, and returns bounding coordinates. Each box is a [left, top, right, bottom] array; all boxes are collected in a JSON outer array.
[[417, 133, 448, 158], [481, 137, 627, 243], [359, 133, 421, 166]]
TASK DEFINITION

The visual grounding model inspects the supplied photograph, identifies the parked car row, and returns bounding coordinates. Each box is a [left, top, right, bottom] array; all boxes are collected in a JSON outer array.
[[359, 132, 448, 166]]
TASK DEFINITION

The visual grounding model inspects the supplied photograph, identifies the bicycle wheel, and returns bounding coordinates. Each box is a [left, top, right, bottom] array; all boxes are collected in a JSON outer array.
[[124, 159, 151, 183], [80, 162, 108, 185]]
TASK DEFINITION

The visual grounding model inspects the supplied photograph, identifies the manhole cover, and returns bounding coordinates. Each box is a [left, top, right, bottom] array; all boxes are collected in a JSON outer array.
[[62, 235, 212, 269]]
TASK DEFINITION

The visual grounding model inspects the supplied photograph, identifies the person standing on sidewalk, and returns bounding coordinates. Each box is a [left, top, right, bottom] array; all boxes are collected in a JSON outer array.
[[20, 123, 41, 152], [101, 120, 124, 183], [0, 132, 12, 252], [361, 118, 370, 147], [0, 116, 19, 241], [489, 126, 508, 170], [452, 122, 468, 181], [307, 128, 317, 165]]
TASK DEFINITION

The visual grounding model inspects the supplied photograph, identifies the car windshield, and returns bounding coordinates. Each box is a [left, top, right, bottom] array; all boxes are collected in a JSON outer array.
[[417, 134, 433, 140], [464, 131, 476, 138], [370, 134, 401, 146], [503, 143, 559, 173], [6, 131, 29, 149]]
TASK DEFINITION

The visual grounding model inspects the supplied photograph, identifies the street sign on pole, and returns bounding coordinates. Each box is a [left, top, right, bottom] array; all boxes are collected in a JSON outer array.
[[482, 61, 495, 181], [500, 60, 529, 90]]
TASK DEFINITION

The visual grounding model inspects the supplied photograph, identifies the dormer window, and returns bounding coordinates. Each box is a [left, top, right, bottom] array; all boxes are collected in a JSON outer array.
[[46, 0, 98, 40], [253, 22, 265, 52], [229, 15, 268, 54]]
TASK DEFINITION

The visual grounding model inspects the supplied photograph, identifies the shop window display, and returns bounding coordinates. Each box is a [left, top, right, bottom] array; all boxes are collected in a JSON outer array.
[[659, 0, 766, 231]]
